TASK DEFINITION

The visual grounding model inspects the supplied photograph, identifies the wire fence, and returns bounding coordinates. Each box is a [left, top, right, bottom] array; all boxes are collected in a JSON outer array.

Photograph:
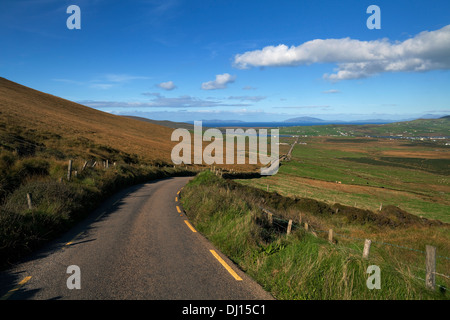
[[257, 205, 450, 291]]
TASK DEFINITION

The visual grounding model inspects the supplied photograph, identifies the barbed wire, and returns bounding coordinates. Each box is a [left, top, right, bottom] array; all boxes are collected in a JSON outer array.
[[257, 205, 450, 262]]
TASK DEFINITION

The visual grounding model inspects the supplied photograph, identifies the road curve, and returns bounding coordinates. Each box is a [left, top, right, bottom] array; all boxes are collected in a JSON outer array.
[[0, 176, 273, 300]]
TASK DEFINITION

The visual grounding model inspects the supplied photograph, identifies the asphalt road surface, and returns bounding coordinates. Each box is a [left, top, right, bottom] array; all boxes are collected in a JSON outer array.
[[0, 176, 273, 300]]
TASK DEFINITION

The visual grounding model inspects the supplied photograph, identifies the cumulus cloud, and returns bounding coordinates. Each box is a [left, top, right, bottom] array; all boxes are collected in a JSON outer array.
[[233, 25, 450, 81], [156, 80, 176, 90], [201, 73, 236, 90]]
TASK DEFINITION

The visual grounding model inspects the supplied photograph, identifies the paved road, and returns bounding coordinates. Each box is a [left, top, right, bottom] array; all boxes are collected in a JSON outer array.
[[0, 177, 273, 300]]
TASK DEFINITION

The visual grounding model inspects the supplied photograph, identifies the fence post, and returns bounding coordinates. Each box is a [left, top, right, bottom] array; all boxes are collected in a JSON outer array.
[[268, 212, 273, 226], [425, 245, 436, 290], [67, 160, 73, 181], [299, 213, 302, 225], [26, 193, 33, 210], [363, 239, 372, 259], [287, 220, 292, 235], [328, 229, 334, 243], [304, 222, 309, 231]]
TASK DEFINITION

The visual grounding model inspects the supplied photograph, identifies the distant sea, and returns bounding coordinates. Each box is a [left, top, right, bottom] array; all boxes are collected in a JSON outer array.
[[196, 121, 394, 128]]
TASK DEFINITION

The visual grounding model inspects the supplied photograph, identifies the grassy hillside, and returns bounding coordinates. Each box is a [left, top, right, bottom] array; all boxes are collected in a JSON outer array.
[[0, 77, 177, 164], [121, 115, 200, 131], [181, 171, 449, 300], [0, 78, 197, 268]]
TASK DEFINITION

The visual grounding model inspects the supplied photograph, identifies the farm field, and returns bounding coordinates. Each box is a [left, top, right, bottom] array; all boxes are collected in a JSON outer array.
[[237, 136, 450, 223], [279, 116, 450, 137]]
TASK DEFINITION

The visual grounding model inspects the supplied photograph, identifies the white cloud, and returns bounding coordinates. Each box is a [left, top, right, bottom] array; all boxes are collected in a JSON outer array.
[[156, 80, 176, 90], [228, 95, 266, 102], [274, 106, 331, 110], [89, 83, 115, 90], [80, 93, 250, 110], [233, 25, 450, 81], [322, 89, 341, 94], [103, 74, 150, 83], [201, 73, 236, 90], [53, 73, 150, 90]]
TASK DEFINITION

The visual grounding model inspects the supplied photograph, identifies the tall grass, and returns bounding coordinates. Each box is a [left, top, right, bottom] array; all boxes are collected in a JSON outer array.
[[181, 171, 448, 300], [0, 150, 195, 269]]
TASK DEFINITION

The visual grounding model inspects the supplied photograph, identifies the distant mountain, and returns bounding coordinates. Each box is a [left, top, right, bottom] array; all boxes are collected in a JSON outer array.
[[122, 116, 200, 130], [418, 114, 447, 119], [283, 117, 326, 123], [187, 119, 245, 124], [440, 115, 450, 119]]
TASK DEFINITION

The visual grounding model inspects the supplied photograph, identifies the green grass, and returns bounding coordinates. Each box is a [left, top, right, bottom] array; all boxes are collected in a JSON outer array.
[[0, 149, 195, 269], [279, 117, 450, 137], [237, 135, 449, 222], [181, 171, 448, 300]]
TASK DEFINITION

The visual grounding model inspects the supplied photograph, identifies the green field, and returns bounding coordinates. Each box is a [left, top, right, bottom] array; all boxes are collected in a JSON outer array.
[[181, 171, 450, 300], [279, 117, 450, 138], [238, 136, 449, 223]]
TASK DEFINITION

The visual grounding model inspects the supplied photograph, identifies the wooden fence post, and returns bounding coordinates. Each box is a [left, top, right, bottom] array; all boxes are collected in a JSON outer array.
[[287, 220, 292, 235], [268, 212, 273, 226], [425, 245, 436, 290], [26, 193, 33, 210], [363, 239, 372, 259], [67, 160, 73, 181], [328, 229, 334, 243], [299, 213, 302, 225]]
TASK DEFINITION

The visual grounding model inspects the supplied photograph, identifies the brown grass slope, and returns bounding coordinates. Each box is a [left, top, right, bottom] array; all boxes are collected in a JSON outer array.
[[0, 77, 176, 163]]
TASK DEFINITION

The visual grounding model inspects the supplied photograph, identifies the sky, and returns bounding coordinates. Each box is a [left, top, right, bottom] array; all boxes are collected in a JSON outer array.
[[1, 0, 450, 122]]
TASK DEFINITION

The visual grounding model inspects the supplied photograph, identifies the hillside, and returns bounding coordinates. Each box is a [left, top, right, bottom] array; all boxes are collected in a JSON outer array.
[[121, 115, 198, 131], [0, 77, 176, 164], [0, 77, 200, 266]]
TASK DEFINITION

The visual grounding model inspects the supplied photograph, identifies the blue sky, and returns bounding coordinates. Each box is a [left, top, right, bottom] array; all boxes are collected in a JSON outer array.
[[1, 0, 450, 122]]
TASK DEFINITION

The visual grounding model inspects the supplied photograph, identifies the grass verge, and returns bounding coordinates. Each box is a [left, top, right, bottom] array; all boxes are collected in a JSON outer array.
[[181, 171, 449, 300], [0, 156, 195, 269]]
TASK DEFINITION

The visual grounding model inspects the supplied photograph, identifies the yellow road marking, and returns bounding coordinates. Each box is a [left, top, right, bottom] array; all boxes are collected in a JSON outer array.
[[177, 191, 180, 195], [0, 276, 32, 300], [175, 197, 178, 202], [176, 206, 181, 213], [184, 220, 197, 233], [65, 231, 83, 246], [210, 250, 242, 281]]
